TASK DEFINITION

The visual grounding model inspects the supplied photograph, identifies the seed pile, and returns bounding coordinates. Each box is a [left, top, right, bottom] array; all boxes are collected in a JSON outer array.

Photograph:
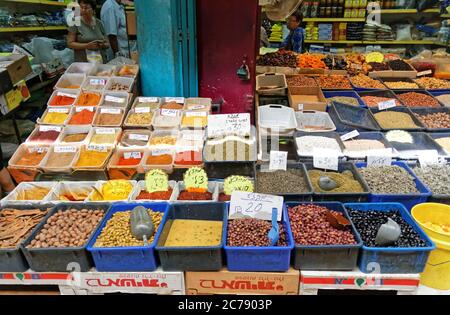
[[416, 112, 450, 129], [383, 81, 419, 89], [288, 205, 356, 246], [397, 92, 440, 108], [385, 130, 413, 143], [296, 136, 341, 156], [348, 209, 428, 248], [374, 111, 419, 129], [227, 218, 287, 247], [359, 165, 419, 194], [308, 170, 364, 193], [256, 169, 310, 195], [327, 96, 360, 106], [414, 165, 450, 195]]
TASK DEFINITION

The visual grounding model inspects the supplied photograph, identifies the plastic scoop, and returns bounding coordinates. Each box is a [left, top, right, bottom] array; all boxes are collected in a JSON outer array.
[[325, 210, 351, 230], [130, 206, 155, 246], [268, 208, 279, 246], [375, 218, 401, 246], [318, 176, 339, 191]]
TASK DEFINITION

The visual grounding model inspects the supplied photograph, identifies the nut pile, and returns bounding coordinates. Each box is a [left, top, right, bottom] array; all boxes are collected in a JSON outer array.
[[416, 112, 450, 129], [413, 165, 450, 195], [27, 208, 104, 248], [94, 209, 163, 247], [316, 75, 352, 89], [397, 92, 440, 108], [348, 209, 428, 248], [256, 169, 310, 195], [227, 218, 287, 247], [361, 95, 401, 107], [359, 165, 419, 194], [286, 75, 317, 87], [350, 74, 385, 89], [288, 205, 356, 246], [383, 81, 419, 89], [414, 77, 450, 90]]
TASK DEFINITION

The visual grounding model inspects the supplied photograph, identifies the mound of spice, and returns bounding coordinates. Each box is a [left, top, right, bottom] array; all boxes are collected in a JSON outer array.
[[90, 132, 118, 145], [49, 94, 77, 106], [95, 111, 124, 126], [308, 169, 364, 193], [68, 109, 95, 125], [61, 133, 88, 143], [182, 114, 208, 128], [396, 92, 440, 108], [75, 92, 101, 106], [316, 75, 352, 89], [414, 77, 450, 90], [350, 74, 385, 89], [146, 154, 173, 165], [136, 188, 173, 200], [15, 149, 47, 166], [126, 112, 153, 126], [44, 150, 77, 168], [227, 218, 287, 247], [374, 111, 420, 129], [120, 130, 150, 147], [116, 152, 142, 166], [361, 95, 401, 107], [150, 135, 177, 146], [177, 190, 212, 200], [41, 112, 69, 125], [28, 130, 60, 143], [288, 204, 356, 246], [75, 148, 110, 168], [161, 101, 183, 110]]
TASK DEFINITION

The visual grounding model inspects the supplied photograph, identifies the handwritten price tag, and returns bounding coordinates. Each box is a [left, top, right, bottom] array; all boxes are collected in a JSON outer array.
[[90, 79, 107, 86], [145, 169, 169, 193], [105, 95, 125, 103], [76, 106, 94, 112], [224, 176, 254, 196], [229, 192, 283, 221], [152, 148, 173, 156], [189, 105, 206, 110], [124, 152, 142, 159], [340, 130, 360, 141], [87, 145, 108, 152], [57, 92, 76, 99], [367, 148, 393, 167], [139, 97, 158, 103], [313, 148, 339, 171], [207, 113, 251, 137], [161, 109, 179, 117], [269, 151, 288, 171], [186, 111, 207, 117], [184, 167, 208, 191], [95, 128, 116, 135], [417, 70, 432, 77], [49, 108, 69, 113], [129, 134, 149, 141], [54, 146, 76, 153], [378, 99, 396, 110], [39, 126, 61, 132]]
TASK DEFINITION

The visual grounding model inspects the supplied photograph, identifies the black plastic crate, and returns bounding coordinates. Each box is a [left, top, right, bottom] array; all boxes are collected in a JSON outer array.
[[0, 204, 54, 272], [20, 203, 111, 272], [304, 162, 370, 203], [260, 136, 297, 162], [156, 202, 227, 271], [329, 102, 381, 132], [370, 107, 426, 131], [204, 161, 255, 180], [409, 107, 450, 132], [258, 95, 289, 107], [286, 202, 363, 271]]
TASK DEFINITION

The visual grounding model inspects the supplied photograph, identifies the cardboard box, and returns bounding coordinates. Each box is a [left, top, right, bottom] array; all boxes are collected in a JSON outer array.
[[0, 80, 30, 115], [288, 86, 327, 112], [127, 11, 137, 36], [256, 73, 287, 95], [0, 54, 32, 87], [185, 268, 300, 295]]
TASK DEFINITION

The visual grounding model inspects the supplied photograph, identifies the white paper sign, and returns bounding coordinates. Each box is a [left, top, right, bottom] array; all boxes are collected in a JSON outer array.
[[152, 148, 173, 156], [229, 191, 283, 221], [57, 92, 77, 99], [54, 146, 76, 153], [186, 111, 207, 117], [297, 104, 304, 111], [165, 97, 185, 104], [90, 79, 107, 86], [269, 151, 288, 171], [417, 70, 432, 77], [161, 109, 179, 117], [49, 108, 69, 113], [101, 108, 121, 114], [95, 128, 116, 135], [378, 99, 396, 110], [135, 107, 151, 113], [138, 97, 158, 103], [124, 152, 142, 159], [367, 148, 393, 167], [76, 106, 94, 112], [207, 113, 251, 137], [87, 145, 108, 152], [39, 126, 61, 132], [105, 95, 125, 103], [313, 148, 339, 171], [418, 150, 440, 168], [129, 134, 149, 141], [340, 130, 360, 141]]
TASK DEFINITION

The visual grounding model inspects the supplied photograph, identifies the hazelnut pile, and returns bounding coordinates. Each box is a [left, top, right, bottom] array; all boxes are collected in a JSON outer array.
[[227, 218, 287, 247]]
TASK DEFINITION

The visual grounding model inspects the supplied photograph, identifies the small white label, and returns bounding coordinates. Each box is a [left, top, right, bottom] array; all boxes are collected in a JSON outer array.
[[340, 130, 360, 142], [39, 126, 61, 132], [87, 145, 108, 152], [161, 109, 179, 117], [101, 108, 121, 114], [186, 111, 207, 117], [417, 70, 432, 77], [138, 97, 158, 103], [124, 152, 142, 159], [129, 134, 149, 141], [165, 97, 185, 104], [95, 128, 116, 135], [269, 151, 288, 171], [48, 108, 69, 113], [297, 104, 304, 111], [31, 147, 46, 154], [229, 191, 283, 221], [135, 107, 151, 113], [378, 99, 396, 110], [76, 106, 94, 112], [105, 95, 125, 103], [419, 150, 440, 168], [183, 132, 204, 141], [57, 92, 76, 99], [90, 78, 107, 86], [189, 105, 206, 110], [54, 146, 76, 153], [152, 148, 173, 156], [367, 148, 393, 167], [313, 148, 339, 171]]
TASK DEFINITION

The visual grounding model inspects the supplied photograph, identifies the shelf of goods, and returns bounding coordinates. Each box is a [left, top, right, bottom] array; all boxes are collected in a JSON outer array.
[[303, 18, 366, 22], [0, 26, 67, 33], [304, 40, 438, 45], [372, 9, 441, 14], [0, 0, 68, 6]]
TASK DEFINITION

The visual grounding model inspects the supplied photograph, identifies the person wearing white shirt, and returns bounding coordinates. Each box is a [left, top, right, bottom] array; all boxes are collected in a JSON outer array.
[[100, 0, 129, 59]]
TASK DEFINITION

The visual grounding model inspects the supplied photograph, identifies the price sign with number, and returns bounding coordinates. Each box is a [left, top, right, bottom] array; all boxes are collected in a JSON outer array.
[[207, 113, 251, 137], [269, 151, 288, 171], [340, 130, 360, 142], [90, 79, 107, 86], [124, 152, 142, 159], [129, 134, 149, 141], [229, 192, 283, 221], [161, 109, 179, 117], [313, 148, 339, 171], [367, 148, 393, 167], [145, 169, 169, 193], [87, 145, 108, 152], [184, 167, 208, 192], [378, 99, 396, 110], [223, 176, 254, 196]]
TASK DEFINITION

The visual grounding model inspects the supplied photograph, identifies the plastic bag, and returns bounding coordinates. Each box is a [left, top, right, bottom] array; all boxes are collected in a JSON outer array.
[[416, 0, 439, 11], [107, 56, 136, 66], [396, 24, 412, 41]]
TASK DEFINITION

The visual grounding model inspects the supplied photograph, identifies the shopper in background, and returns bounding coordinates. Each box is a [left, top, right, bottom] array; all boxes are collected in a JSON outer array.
[[280, 12, 305, 53], [261, 26, 270, 47], [67, 0, 109, 63], [101, 0, 130, 59]]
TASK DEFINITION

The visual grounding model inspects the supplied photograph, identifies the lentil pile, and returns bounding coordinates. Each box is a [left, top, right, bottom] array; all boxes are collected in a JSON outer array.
[[327, 96, 360, 106], [227, 218, 287, 247], [350, 74, 385, 89], [316, 75, 352, 89], [413, 165, 450, 195], [416, 112, 450, 129], [348, 209, 427, 248], [308, 170, 364, 193], [27, 208, 104, 248], [94, 209, 163, 247], [359, 165, 419, 194], [288, 205, 356, 246], [286, 75, 317, 87], [256, 169, 310, 195], [361, 96, 401, 107], [374, 111, 419, 129], [397, 92, 440, 108], [414, 77, 450, 90]]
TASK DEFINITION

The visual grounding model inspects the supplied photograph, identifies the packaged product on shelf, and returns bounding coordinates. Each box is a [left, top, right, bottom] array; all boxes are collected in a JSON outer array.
[[75, 91, 102, 107], [68, 107, 96, 125], [89, 180, 134, 201], [94, 107, 125, 127], [120, 130, 151, 147]]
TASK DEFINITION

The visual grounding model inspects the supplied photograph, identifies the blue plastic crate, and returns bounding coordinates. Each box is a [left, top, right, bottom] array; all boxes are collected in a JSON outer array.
[[87, 202, 170, 272], [224, 205, 294, 272], [286, 202, 363, 271], [344, 202, 435, 274], [355, 161, 432, 210], [323, 90, 365, 107], [328, 103, 381, 132]]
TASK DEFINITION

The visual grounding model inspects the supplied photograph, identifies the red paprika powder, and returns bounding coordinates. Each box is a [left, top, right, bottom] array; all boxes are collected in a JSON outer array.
[[68, 109, 95, 125], [136, 188, 173, 200], [177, 191, 212, 200]]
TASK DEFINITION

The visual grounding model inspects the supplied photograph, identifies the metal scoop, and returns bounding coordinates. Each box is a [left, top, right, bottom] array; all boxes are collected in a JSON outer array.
[[318, 176, 339, 191], [375, 218, 401, 246], [130, 206, 155, 246]]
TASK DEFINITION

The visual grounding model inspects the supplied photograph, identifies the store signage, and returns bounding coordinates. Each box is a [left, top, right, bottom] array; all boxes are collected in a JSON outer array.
[[165, 97, 185, 104], [184, 167, 208, 191], [229, 192, 283, 221], [377, 99, 396, 110], [39, 126, 62, 132], [95, 128, 116, 135], [269, 150, 288, 171], [145, 169, 169, 193], [313, 148, 339, 171], [54, 146, 76, 153], [138, 97, 158, 103], [57, 92, 77, 99], [135, 107, 151, 113], [124, 152, 141, 159], [101, 108, 121, 114], [160, 109, 179, 117], [367, 148, 393, 167], [48, 108, 69, 113], [418, 150, 440, 168], [104, 95, 125, 103], [129, 134, 149, 141], [340, 130, 360, 141], [207, 113, 251, 137]]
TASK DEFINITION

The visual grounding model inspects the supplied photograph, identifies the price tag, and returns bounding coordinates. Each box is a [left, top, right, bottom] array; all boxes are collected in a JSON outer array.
[[124, 151, 142, 159], [95, 128, 116, 135], [378, 99, 396, 110], [152, 148, 173, 156], [182, 132, 204, 141], [135, 107, 151, 113], [48, 108, 69, 113], [367, 148, 393, 167], [224, 176, 254, 196], [39, 126, 61, 132], [229, 191, 283, 221], [57, 92, 76, 99], [31, 147, 46, 154], [87, 144, 108, 152], [418, 150, 440, 168], [340, 130, 360, 141], [184, 167, 208, 191], [313, 148, 339, 171], [54, 146, 76, 153], [417, 70, 432, 77], [186, 111, 207, 117], [189, 105, 206, 110], [90, 78, 107, 86], [105, 95, 125, 103], [101, 108, 121, 114], [138, 97, 158, 103], [129, 134, 149, 141], [165, 97, 185, 104], [145, 169, 169, 193], [76, 106, 94, 112], [297, 104, 304, 111], [160, 109, 179, 117], [269, 151, 288, 171], [207, 113, 251, 137]]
